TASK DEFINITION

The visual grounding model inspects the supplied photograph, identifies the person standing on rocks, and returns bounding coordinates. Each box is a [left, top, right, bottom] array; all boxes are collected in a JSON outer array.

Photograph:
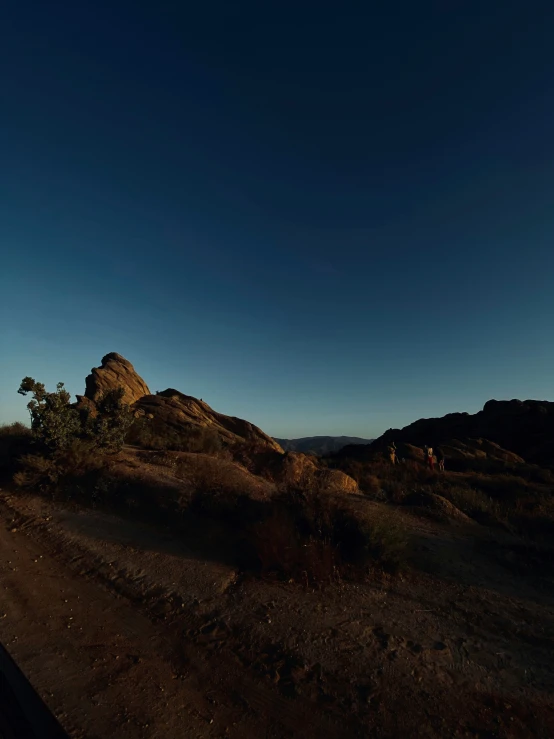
[[425, 445, 434, 470], [387, 441, 397, 465]]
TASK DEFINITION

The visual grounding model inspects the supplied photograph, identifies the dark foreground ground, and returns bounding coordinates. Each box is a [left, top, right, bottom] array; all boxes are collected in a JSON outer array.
[[1, 489, 554, 738], [0, 640, 68, 738]]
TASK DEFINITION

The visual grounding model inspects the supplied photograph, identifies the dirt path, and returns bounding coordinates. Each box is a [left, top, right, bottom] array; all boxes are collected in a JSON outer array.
[[0, 503, 279, 739], [0, 494, 349, 739], [1, 490, 554, 738]]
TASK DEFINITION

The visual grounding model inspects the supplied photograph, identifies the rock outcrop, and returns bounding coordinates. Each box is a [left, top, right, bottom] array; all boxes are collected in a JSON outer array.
[[336, 399, 554, 465], [136, 390, 283, 453], [75, 353, 283, 453], [79, 353, 150, 406], [438, 439, 524, 465]]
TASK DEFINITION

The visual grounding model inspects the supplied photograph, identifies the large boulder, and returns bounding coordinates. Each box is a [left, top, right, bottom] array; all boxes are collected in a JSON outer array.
[[80, 353, 150, 406], [136, 389, 283, 453]]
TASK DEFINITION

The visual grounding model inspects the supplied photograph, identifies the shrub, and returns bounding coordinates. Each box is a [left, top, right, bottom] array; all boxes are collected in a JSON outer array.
[[0, 423, 33, 481], [10, 376, 136, 501], [86, 388, 134, 452], [126, 417, 163, 448], [250, 509, 340, 588], [331, 504, 408, 573], [13, 453, 59, 491], [18, 378, 81, 451], [17, 378, 133, 455], [0, 422, 31, 438], [14, 441, 108, 503], [244, 490, 408, 585]]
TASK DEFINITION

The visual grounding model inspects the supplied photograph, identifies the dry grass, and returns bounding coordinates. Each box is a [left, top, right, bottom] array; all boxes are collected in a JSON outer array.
[[329, 450, 554, 545], [13, 440, 114, 505], [127, 418, 223, 453], [432, 472, 554, 538], [13, 453, 58, 490], [328, 457, 439, 500], [352, 506, 409, 572], [146, 451, 274, 499]]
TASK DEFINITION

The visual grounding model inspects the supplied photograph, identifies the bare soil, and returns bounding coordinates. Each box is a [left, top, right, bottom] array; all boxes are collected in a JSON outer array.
[[1, 489, 553, 738]]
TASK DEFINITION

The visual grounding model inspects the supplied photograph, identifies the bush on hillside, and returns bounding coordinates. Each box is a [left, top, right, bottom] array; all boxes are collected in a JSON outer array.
[[0, 423, 33, 481], [12, 377, 134, 500], [250, 508, 340, 587], [18, 378, 133, 455], [245, 489, 407, 585], [0, 422, 32, 440], [13, 440, 111, 504], [13, 453, 59, 491], [18, 378, 81, 451], [86, 387, 134, 451]]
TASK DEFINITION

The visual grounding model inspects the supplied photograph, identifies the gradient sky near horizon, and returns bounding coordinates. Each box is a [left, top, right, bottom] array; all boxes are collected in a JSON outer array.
[[2, 1, 554, 438]]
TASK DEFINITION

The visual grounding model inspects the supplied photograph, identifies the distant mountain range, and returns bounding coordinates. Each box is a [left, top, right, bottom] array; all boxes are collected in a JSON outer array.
[[274, 436, 374, 456]]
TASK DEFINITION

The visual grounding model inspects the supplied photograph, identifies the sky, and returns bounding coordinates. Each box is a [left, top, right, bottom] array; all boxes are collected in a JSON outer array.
[[2, 1, 554, 439]]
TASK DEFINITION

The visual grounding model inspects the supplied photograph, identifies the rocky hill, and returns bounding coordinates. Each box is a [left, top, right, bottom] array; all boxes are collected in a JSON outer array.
[[337, 399, 554, 465], [77, 353, 283, 452], [275, 436, 373, 456], [137, 390, 282, 452]]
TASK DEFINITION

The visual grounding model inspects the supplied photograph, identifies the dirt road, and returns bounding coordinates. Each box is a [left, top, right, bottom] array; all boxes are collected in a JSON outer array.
[[2, 490, 554, 738], [0, 494, 347, 739], [0, 507, 233, 738]]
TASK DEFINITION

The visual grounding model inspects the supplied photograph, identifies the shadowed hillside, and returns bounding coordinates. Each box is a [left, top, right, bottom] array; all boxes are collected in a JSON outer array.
[[336, 399, 554, 466]]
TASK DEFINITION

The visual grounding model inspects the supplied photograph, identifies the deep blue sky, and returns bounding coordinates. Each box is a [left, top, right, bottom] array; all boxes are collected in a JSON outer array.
[[2, 1, 554, 438]]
